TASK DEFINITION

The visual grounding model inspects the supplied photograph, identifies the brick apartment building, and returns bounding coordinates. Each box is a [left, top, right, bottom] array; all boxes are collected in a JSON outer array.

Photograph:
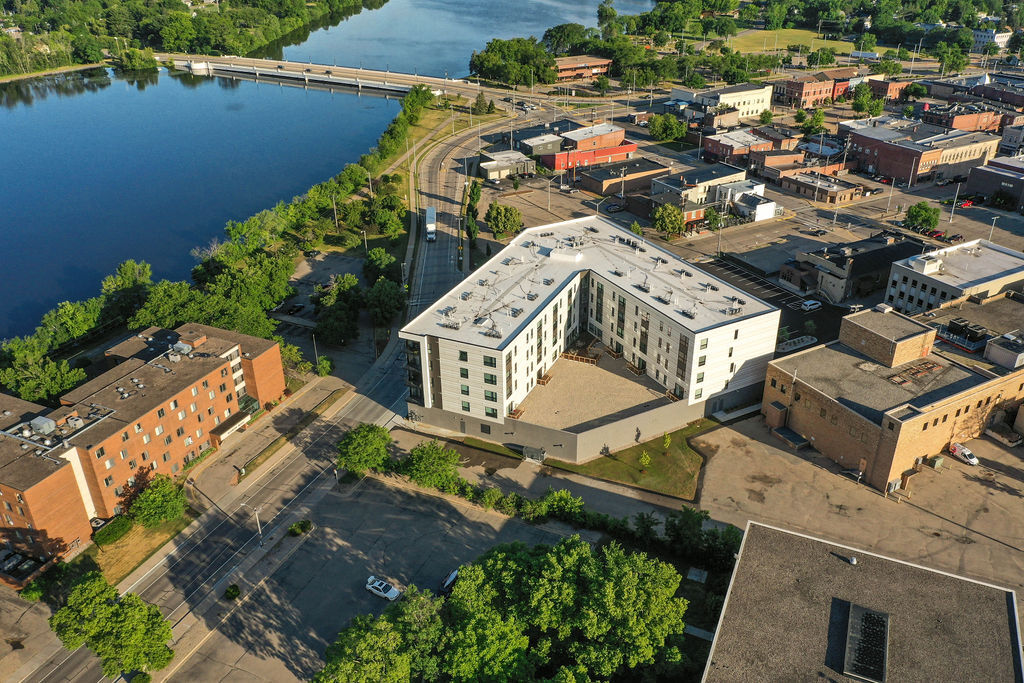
[[921, 103, 1004, 132], [773, 75, 834, 109], [553, 55, 612, 82], [702, 128, 773, 165], [0, 324, 285, 579], [762, 306, 1024, 492], [868, 79, 911, 100]]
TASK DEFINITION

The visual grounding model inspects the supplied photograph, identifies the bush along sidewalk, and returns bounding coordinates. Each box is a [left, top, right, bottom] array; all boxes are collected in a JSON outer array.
[[351, 436, 741, 573]]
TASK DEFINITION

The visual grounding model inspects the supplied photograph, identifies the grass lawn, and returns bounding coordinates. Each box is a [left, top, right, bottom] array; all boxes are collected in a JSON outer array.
[[728, 29, 855, 54], [548, 418, 716, 500], [463, 436, 522, 459], [79, 513, 195, 585]]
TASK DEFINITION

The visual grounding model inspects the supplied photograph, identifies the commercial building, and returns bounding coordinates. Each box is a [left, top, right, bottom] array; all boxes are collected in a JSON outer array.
[[702, 128, 773, 165], [920, 102, 1005, 132], [650, 163, 747, 205], [885, 239, 1024, 314], [914, 291, 1024, 370], [560, 123, 624, 152], [779, 173, 863, 204], [999, 124, 1024, 155], [553, 55, 612, 82], [762, 306, 1024, 492], [478, 150, 536, 180], [841, 116, 999, 183], [577, 158, 671, 196], [672, 82, 774, 119], [867, 79, 911, 100], [971, 27, 1012, 52], [748, 149, 851, 184], [779, 232, 923, 302], [519, 133, 563, 156], [541, 142, 638, 172], [400, 218, 780, 463], [773, 74, 834, 109], [814, 66, 864, 100], [705, 522, 1024, 682], [966, 156, 1024, 208], [749, 124, 803, 150], [0, 324, 285, 581]]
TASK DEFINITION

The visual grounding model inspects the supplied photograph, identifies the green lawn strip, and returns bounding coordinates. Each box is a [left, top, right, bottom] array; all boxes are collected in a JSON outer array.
[[238, 388, 349, 481], [462, 437, 523, 459], [77, 512, 195, 586], [546, 418, 716, 500]]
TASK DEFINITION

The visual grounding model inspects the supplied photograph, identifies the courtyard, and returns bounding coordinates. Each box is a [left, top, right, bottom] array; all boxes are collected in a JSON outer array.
[[514, 352, 671, 432]]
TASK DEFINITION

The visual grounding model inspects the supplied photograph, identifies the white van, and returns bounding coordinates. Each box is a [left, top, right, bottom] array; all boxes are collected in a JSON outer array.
[[800, 300, 822, 312]]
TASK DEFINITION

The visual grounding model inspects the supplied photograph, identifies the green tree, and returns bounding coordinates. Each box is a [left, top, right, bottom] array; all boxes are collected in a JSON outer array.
[[705, 207, 723, 231], [652, 203, 685, 236], [802, 108, 826, 135], [759, 109, 773, 124], [365, 277, 407, 327], [629, 221, 643, 236], [0, 357, 86, 403], [542, 23, 588, 54], [469, 37, 556, 85], [905, 201, 940, 230], [472, 91, 489, 115], [128, 280, 205, 330], [364, 247, 399, 283], [794, 109, 807, 123], [639, 450, 651, 471], [648, 113, 684, 141], [593, 74, 611, 94], [316, 356, 334, 376], [403, 439, 461, 489], [983, 41, 1001, 56], [129, 476, 186, 528], [49, 574, 174, 677], [484, 203, 523, 239], [487, 99, 496, 114], [867, 98, 885, 117], [663, 433, 672, 452], [808, 47, 836, 66], [902, 105, 915, 118], [336, 423, 392, 476], [906, 82, 927, 100], [101, 259, 153, 318], [870, 59, 903, 78], [313, 613, 411, 683]]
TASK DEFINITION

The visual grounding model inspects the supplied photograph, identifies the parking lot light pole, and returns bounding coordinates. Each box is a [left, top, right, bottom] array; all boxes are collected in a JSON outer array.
[[239, 503, 264, 547], [595, 196, 609, 217], [949, 183, 961, 223], [989, 216, 998, 241], [885, 178, 896, 214]]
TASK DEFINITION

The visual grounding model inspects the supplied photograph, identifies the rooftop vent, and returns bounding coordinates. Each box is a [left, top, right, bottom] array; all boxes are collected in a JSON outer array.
[[483, 328, 503, 339], [168, 352, 181, 363], [526, 292, 539, 301], [474, 316, 489, 326], [460, 292, 471, 301], [172, 342, 193, 354], [611, 268, 624, 277], [511, 308, 524, 318], [543, 278, 554, 286], [67, 416, 85, 430], [586, 226, 599, 233], [440, 320, 462, 329]]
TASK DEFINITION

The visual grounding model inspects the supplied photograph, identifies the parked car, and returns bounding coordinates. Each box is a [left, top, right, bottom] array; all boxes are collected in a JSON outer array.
[[286, 304, 304, 315], [638, 120, 649, 127], [936, 179, 952, 186], [948, 442, 979, 466], [438, 569, 459, 597], [879, 177, 892, 184], [949, 233, 964, 243], [811, 229, 828, 236], [607, 203, 624, 213], [366, 576, 402, 600], [956, 199, 973, 208], [303, 250, 321, 257], [567, 188, 581, 194], [559, 184, 571, 191], [487, 178, 501, 185], [800, 300, 823, 312]]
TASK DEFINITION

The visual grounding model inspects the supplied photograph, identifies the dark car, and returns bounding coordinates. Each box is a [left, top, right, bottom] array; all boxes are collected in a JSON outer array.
[[811, 229, 828, 236], [303, 249, 321, 257], [286, 304, 304, 315], [607, 203, 624, 213]]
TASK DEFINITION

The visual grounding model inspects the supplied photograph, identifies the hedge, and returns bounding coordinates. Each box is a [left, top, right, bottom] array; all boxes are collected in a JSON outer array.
[[93, 515, 133, 546]]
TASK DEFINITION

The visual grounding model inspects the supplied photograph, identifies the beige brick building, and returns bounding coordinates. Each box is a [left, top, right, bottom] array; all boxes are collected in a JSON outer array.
[[762, 306, 1024, 492]]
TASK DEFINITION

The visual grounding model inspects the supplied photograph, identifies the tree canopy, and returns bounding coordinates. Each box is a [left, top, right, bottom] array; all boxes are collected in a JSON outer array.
[[315, 536, 689, 682], [336, 423, 392, 476], [128, 476, 187, 528], [905, 201, 940, 230], [49, 573, 174, 678]]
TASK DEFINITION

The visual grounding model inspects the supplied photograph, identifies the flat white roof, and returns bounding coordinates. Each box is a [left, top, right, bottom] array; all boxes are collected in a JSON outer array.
[[561, 123, 621, 142], [895, 239, 1024, 290], [401, 218, 776, 350], [521, 133, 562, 146]]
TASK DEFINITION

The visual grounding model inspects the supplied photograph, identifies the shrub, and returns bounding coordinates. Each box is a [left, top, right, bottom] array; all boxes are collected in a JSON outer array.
[[133, 674, 152, 683], [129, 476, 186, 528], [224, 584, 241, 600], [288, 519, 313, 536], [480, 487, 503, 509], [496, 492, 522, 517], [543, 488, 585, 524], [20, 581, 45, 602], [94, 515, 133, 546], [404, 440, 461, 490]]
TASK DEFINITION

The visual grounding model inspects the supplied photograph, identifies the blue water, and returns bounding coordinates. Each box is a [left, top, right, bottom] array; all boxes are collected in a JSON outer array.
[[0, 0, 652, 338]]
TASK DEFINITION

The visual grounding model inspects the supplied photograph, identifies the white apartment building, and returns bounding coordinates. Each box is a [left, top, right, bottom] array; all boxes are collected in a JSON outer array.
[[401, 218, 780, 459], [972, 27, 1012, 52], [671, 83, 774, 119], [885, 239, 1024, 314]]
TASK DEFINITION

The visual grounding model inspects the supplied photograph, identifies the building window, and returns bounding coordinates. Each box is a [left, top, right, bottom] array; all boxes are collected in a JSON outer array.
[[115, 486, 124, 497], [461, 385, 470, 395], [142, 434, 151, 444], [219, 383, 227, 393], [698, 356, 706, 367], [105, 459, 114, 470], [225, 408, 232, 417], [459, 351, 468, 361], [461, 401, 471, 412], [155, 425, 164, 436], [184, 436, 193, 446], [176, 427, 185, 437], [923, 422, 928, 431], [121, 431, 129, 441], [208, 407, 215, 415], [170, 400, 178, 410], [128, 459, 137, 469], [162, 452, 171, 462], [172, 463, 180, 473], [484, 373, 497, 385], [484, 356, 497, 367], [820, 408, 827, 418], [700, 339, 708, 350], [202, 380, 209, 389], [484, 390, 497, 402], [120, 449, 128, 459], [177, 410, 186, 421], [164, 435, 173, 445], [192, 387, 199, 396], [95, 447, 106, 459], [226, 393, 234, 403], [141, 451, 149, 461], [481, 424, 491, 434], [190, 402, 197, 413], [209, 391, 216, 400], [696, 372, 704, 383], [770, 378, 777, 388], [694, 389, 703, 399], [221, 368, 229, 377], [485, 407, 498, 418], [104, 476, 114, 487], [157, 408, 165, 418], [460, 368, 469, 379]]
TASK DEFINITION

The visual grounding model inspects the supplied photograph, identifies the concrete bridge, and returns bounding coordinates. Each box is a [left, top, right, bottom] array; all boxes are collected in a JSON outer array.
[[161, 54, 480, 96]]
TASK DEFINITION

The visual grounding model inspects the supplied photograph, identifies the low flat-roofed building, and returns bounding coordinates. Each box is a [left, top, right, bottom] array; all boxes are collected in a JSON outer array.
[[868, 79, 911, 100], [773, 74, 834, 109], [519, 133, 563, 156], [915, 291, 1024, 371], [779, 232, 923, 302], [560, 123, 624, 151], [885, 239, 1024, 314], [401, 217, 779, 463], [672, 82, 774, 119], [651, 163, 747, 205], [779, 173, 863, 204], [921, 102, 1005, 132], [704, 522, 1024, 682], [541, 141, 638, 172], [750, 124, 803, 150], [478, 149, 536, 180], [553, 55, 612, 82], [762, 305, 1024, 491], [577, 158, 671, 195], [702, 128, 773, 165], [966, 156, 1024, 209]]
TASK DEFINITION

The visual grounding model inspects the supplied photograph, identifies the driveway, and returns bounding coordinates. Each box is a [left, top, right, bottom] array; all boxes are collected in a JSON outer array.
[[694, 416, 1024, 597], [167, 477, 586, 682]]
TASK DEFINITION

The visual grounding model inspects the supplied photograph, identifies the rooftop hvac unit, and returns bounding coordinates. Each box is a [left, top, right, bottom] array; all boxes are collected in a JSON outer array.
[[527, 292, 539, 301], [67, 416, 85, 430], [543, 278, 554, 286], [168, 352, 182, 363], [30, 416, 57, 435], [172, 342, 193, 354]]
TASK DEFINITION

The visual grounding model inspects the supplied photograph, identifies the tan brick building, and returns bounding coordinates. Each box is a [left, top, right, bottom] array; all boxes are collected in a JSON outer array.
[[762, 306, 1024, 492], [0, 324, 285, 582]]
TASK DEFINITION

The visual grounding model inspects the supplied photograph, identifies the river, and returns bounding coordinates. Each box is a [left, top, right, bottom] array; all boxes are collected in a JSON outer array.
[[0, 0, 652, 339]]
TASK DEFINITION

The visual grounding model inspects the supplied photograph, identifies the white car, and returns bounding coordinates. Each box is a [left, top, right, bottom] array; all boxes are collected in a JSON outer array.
[[366, 576, 402, 600], [800, 300, 823, 312], [949, 443, 979, 466]]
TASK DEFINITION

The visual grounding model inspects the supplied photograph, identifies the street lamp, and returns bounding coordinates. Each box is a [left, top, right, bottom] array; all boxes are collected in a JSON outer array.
[[989, 216, 998, 241], [364, 168, 374, 198], [239, 502, 264, 547], [360, 229, 368, 253], [595, 196, 610, 217]]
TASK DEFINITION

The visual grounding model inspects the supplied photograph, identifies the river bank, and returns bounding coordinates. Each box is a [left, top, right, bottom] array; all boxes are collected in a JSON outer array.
[[0, 61, 106, 84]]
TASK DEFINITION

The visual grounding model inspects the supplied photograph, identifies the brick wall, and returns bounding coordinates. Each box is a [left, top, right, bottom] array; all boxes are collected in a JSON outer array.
[[243, 344, 286, 408], [838, 315, 934, 367], [0, 466, 92, 560]]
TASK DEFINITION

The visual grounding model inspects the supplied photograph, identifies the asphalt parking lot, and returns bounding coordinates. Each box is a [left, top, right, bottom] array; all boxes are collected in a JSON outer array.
[[167, 477, 578, 683]]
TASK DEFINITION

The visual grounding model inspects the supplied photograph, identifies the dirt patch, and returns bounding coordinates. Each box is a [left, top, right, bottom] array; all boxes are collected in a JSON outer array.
[[747, 473, 782, 486], [692, 439, 719, 455], [746, 489, 766, 503]]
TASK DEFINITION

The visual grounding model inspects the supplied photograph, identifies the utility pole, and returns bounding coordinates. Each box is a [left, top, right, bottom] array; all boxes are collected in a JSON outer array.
[[239, 503, 264, 547], [885, 177, 896, 213], [989, 215, 998, 241], [949, 183, 961, 222], [312, 333, 319, 364]]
